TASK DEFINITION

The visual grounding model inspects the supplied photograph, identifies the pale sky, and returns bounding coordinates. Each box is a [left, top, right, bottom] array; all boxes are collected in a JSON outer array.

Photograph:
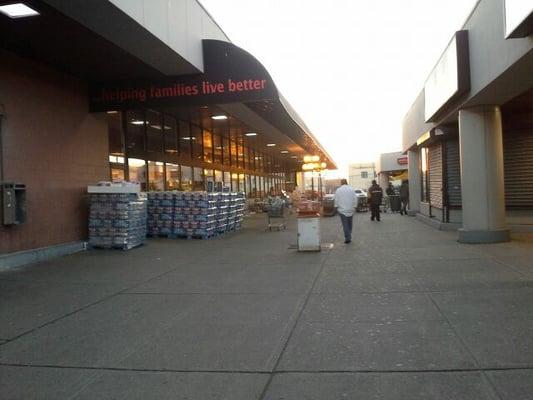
[[200, 0, 479, 176]]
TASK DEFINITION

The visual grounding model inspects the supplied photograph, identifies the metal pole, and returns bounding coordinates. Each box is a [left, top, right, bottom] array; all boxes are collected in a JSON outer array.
[[319, 171, 323, 200], [0, 104, 5, 182], [311, 172, 314, 199]]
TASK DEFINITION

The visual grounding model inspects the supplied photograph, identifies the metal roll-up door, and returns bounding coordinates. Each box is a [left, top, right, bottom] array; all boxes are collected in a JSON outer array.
[[446, 139, 462, 207], [504, 129, 533, 208], [429, 143, 443, 209]]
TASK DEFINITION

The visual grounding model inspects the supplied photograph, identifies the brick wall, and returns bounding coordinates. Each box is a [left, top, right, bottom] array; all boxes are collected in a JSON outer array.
[[0, 50, 109, 254]]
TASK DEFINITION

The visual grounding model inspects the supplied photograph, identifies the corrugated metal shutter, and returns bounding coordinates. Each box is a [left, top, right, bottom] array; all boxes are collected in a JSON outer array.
[[429, 143, 443, 209], [446, 139, 462, 207], [504, 129, 533, 209]]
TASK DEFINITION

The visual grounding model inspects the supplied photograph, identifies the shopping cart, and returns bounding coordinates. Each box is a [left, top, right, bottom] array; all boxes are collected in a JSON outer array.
[[265, 198, 286, 231]]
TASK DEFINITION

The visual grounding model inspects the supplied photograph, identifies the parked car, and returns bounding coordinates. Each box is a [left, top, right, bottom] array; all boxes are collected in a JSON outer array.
[[354, 188, 368, 212]]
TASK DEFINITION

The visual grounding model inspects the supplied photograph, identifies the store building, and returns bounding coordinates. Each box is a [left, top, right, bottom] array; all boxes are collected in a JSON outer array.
[[376, 151, 408, 189], [0, 0, 334, 263], [402, 0, 532, 243], [348, 162, 376, 190]]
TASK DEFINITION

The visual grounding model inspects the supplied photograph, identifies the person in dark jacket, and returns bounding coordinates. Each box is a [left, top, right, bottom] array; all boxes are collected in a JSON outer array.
[[386, 183, 395, 196], [400, 180, 409, 215], [368, 180, 383, 221]]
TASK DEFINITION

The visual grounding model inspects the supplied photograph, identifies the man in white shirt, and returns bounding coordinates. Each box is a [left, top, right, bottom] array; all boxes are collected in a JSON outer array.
[[334, 179, 358, 243]]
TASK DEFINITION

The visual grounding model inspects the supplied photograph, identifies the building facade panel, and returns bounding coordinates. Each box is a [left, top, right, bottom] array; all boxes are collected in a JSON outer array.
[[348, 163, 376, 190], [0, 50, 109, 254], [503, 128, 533, 208], [445, 139, 462, 208]]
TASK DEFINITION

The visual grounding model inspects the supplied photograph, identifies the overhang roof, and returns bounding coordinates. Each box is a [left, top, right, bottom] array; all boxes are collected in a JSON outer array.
[[89, 39, 336, 168], [0, 1, 335, 168]]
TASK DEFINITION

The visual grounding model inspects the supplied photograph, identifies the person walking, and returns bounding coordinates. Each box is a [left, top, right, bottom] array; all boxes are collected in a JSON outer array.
[[368, 180, 383, 221], [400, 179, 409, 215], [334, 179, 357, 243]]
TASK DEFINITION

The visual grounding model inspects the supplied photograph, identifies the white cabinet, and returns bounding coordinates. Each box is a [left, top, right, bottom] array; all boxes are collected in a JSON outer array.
[[297, 217, 321, 251]]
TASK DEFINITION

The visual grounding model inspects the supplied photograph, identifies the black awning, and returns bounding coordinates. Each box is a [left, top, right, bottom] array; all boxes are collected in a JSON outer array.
[[88, 39, 336, 168]]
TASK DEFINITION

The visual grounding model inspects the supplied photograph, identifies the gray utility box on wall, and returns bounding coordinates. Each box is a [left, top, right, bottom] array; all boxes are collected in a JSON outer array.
[[1, 182, 27, 225]]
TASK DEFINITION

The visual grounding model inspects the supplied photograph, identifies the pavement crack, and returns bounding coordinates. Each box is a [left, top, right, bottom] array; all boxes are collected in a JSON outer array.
[[258, 246, 333, 400]]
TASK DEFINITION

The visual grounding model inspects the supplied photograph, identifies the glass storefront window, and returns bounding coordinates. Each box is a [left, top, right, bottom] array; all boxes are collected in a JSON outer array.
[[259, 176, 265, 198], [213, 134, 223, 165], [203, 129, 213, 163], [164, 115, 178, 155], [230, 140, 238, 168], [223, 171, 231, 191], [111, 167, 125, 182], [166, 163, 180, 190], [107, 111, 124, 156], [256, 154, 263, 173], [238, 173, 245, 192], [265, 156, 272, 174], [146, 110, 163, 155], [204, 168, 214, 191], [126, 111, 145, 153], [245, 175, 252, 196], [191, 125, 203, 162], [179, 120, 192, 160], [421, 147, 429, 202], [193, 167, 204, 190], [214, 170, 223, 191], [148, 161, 164, 191], [204, 169, 214, 181], [230, 173, 237, 191], [214, 170, 223, 183], [109, 155, 125, 182], [246, 147, 254, 170], [238, 143, 245, 169], [223, 136, 231, 166], [181, 166, 193, 191], [128, 158, 147, 191], [249, 175, 256, 198]]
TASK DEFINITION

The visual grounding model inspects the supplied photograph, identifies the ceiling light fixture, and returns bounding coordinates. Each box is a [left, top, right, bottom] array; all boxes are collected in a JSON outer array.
[[245, 132, 257, 137], [130, 120, 145, 125], [266, 143, 276, 147], [280, 150, 289, 154], [211, 115, 228, 120], [148, 125, 172, 130], [0, 3, 39, 18]]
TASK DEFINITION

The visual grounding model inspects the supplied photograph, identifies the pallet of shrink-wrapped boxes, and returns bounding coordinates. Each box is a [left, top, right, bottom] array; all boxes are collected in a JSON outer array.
[[234, 192, 246, 230], [144, 190, 246, 240], [173, 191, 218, 239], [215, 192, 230, 234], [147, 191, 175, 237], [87, 182, 147, 250]]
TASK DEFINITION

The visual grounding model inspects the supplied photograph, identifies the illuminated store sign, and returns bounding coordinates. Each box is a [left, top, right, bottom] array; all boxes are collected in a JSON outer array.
[[424, 31, 470, 122], [505, 0, 533, 38], [89, 40, 278, 111], [397, 156, 408, 165]]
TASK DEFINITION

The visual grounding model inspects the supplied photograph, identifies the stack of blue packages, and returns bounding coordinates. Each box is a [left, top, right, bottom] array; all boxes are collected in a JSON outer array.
[[88, 192, 147, 250], [215, 192, 230, 234], [145, 191, 246, 239], [174, 191, 217, 238], [147, 192, 175, 236], [234, 192, 246, 230]]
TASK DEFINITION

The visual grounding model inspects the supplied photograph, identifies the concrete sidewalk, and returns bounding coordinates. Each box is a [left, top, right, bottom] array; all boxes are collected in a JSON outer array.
[[1, 212, 533, 399]]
